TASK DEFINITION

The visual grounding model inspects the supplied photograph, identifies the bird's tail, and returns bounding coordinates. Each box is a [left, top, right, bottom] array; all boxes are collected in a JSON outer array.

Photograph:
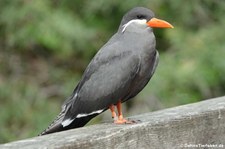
[[38, 109, 65, 136], [38, 111, 101, 136]]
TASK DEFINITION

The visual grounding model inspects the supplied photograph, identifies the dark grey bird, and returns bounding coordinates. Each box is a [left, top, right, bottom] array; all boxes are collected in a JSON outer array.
[[39, 7, 173, 135]]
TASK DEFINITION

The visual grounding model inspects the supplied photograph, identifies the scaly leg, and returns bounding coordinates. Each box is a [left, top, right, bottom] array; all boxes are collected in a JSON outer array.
[[114, 100, 133, 124], [109, 105, 117, 121]]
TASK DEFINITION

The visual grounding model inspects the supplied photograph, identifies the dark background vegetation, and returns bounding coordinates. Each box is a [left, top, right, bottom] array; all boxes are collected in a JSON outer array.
[[0, 0, 225, 143]]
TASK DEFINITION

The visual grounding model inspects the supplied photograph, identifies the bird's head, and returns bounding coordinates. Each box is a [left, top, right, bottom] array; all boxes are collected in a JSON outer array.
[[119, 7, 174, 33]]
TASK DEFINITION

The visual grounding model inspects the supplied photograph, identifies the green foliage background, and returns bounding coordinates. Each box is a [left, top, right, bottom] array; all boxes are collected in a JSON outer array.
[[0, 0, 224, 143]]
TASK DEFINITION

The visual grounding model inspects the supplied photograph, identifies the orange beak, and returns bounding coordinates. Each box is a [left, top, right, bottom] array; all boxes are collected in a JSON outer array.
[[147, 18, 174, 28]]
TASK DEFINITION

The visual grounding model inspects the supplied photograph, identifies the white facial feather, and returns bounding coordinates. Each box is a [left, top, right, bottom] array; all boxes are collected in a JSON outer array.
[[122, 19, 147, 33]]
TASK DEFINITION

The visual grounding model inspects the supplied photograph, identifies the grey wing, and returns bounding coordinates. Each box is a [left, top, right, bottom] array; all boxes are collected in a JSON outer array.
[[151, 50, 159, 76], [62, 50, 141, 124], [123, 50, 159, 100]]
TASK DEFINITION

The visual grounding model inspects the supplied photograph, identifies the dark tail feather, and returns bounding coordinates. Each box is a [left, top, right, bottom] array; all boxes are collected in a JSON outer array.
[[38, 109, 66, 136], [39, 113, 100, 136], [39, 123, 64, 136]]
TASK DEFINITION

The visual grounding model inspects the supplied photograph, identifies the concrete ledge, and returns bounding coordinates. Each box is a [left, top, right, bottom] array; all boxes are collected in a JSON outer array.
[[1, 96, 225, 149]]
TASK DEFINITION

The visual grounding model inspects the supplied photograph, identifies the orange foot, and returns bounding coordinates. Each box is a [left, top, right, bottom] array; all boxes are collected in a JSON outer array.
[[114, 116, 137, 124]]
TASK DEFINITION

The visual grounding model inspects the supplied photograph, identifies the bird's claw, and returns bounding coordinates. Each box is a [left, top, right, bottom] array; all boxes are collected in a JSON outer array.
[[113, 117, 140, 124]]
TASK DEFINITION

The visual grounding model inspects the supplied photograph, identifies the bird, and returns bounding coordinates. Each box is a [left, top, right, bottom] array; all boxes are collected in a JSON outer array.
[[39, 7, 173, 135]]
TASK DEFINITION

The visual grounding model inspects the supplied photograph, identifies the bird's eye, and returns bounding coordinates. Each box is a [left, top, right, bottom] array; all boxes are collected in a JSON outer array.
[[137, 15, 145, 19]]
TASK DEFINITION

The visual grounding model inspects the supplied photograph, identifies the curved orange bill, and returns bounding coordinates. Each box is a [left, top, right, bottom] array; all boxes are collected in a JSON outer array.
[[147, 18, 174, 28]]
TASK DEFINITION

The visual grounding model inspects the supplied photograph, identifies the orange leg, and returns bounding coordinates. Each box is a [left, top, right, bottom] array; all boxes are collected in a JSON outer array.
[[114, 100, 133, 124], [109, 105, 117, 121], [109, 101, 136, 124], [115, 100, 126, 124]]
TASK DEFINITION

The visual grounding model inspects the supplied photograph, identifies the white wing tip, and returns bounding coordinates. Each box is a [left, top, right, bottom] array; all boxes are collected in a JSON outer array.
[[61, 109, 104, 127], [61, 119, 74, 127], [76, 109, 104, 118]]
